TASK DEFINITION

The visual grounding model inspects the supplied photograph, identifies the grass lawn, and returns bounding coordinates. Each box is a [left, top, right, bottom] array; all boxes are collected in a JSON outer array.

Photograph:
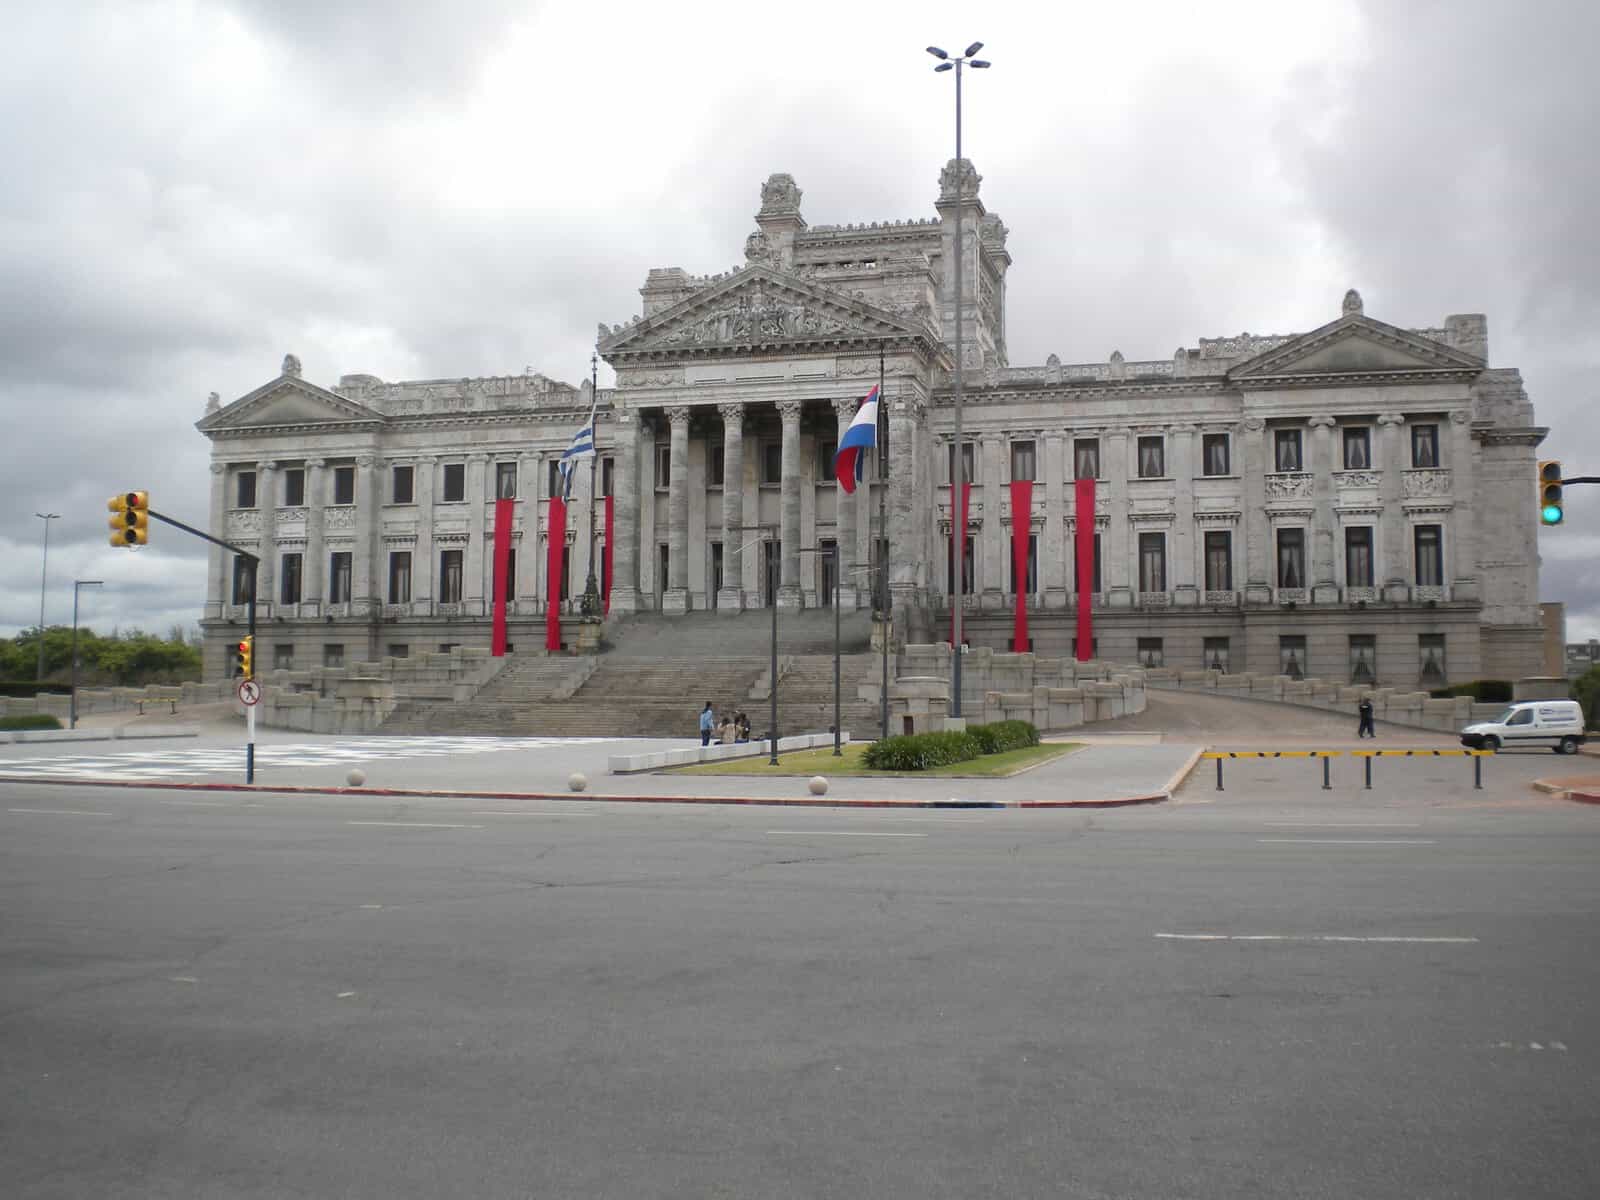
[[669, 741, 1082, 778]]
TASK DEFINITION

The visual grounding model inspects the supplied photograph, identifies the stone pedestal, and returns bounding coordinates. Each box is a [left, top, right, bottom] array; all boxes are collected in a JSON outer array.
[[716, 587, 744, 613], [574, 620, 602, 654], [776, 585, 803, 610], [662, 588, 690, 614]]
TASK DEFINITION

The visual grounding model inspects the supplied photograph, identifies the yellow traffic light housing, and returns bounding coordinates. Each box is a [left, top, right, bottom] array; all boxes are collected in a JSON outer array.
[[235, 636, 254, 679], [107, 491, 150, 546], [1538, 460, 1564, 526]]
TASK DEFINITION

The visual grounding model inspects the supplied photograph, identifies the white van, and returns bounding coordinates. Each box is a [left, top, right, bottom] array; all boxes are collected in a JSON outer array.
[[1459, 700, 1587, 754]]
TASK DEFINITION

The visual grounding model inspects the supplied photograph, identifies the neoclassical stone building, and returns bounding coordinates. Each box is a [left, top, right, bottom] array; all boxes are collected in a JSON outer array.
[[197, 161, 1547, 688]]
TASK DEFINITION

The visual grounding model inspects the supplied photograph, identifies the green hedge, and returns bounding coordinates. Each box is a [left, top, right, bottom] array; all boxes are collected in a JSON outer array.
[[1428, 679, 1513, 703], [863, 721, 1041, 771], [0, 682, 73, 698], [0, 714, 63, 731]]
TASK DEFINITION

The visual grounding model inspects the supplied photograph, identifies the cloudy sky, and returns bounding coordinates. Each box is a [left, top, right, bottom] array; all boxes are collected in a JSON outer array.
[[2, 0, 1596, 644]]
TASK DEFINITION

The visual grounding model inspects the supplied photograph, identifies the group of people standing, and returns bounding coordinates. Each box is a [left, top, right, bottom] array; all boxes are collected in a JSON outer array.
[[700, 702, 752, 746]]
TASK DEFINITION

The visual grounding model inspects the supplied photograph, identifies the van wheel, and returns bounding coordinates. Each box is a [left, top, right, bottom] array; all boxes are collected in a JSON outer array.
[[1559, 736, 1579, 755], [1483, 735, 1501, 752]]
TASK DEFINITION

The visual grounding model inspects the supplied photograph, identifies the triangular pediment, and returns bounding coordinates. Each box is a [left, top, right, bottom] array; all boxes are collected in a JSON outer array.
[[599, 265, 934, 360], [1231, 314, 1484, 383], [197, 375, 385, 434]]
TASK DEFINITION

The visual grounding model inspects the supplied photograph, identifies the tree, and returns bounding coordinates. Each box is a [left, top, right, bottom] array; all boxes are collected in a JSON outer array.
[[1572, 665, 1600, 731]]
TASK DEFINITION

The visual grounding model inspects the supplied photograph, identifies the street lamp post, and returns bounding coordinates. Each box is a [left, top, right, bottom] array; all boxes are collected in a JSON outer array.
[[69, 580, 104, 730], [799, 542, 845, 758], [927, 41, 989, 718], [34, 512, 60, 681], [580, 352, 605, 618]]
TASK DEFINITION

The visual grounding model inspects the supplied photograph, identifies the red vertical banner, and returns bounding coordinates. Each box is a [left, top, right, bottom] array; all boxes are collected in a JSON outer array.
[[603, 494, 614, 615], [1074, 478, 1096, 661], [491, 498, 513, 656], [949, 481, 970, 647], [545, 496, 566, 652], [1010, 479, 1033, 652]]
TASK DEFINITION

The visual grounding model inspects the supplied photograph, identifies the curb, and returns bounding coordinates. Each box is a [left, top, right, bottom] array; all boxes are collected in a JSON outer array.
[[0, 773, 1167, 810], [0, 727, 201, 745], [1531, 776, 1600, 804], [1160, 746, 1206, 797]]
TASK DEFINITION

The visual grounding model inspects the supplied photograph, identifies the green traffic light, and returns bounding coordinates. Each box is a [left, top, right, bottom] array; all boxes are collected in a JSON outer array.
[[1542, 504, 1564, 524]]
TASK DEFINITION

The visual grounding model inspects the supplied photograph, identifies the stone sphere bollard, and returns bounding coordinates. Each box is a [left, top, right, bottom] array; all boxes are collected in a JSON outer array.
[[808, 776, 829, 796], [568, 772, 588, 793], [346, 768, 366, 788]]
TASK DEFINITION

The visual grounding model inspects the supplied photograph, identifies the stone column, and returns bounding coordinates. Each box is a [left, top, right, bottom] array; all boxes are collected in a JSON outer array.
[[610, 417, 642, 614], [353, 455, 378, 615], [777, 399, 804, 609], [1170, 425, 1197, 604], [662, 406, 691, 613], [206, 463, 226, 618], [304, 458, 326, 615], [464, 453, 488, 615], [1377, 413, 1408, 600], [1448, 409, 1476, 598], [1241, 418, 1271, 604], [1042, 433, 1066, 609], [980, 433, 1006, 605], [256, 461, 278, 612], [718, 402, 746, 612], [414, 456, 436, 610], [1308, 415, 1339, 602], [887, 393, 921, 608], [518, 450, 541, 612], [830, 397, 858, 609], [1105, 432, 1132, 606]]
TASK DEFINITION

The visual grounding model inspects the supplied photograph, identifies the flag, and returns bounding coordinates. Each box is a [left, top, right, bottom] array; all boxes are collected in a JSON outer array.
[[833, 385, 880, 494], [558, 391, 599, 498]]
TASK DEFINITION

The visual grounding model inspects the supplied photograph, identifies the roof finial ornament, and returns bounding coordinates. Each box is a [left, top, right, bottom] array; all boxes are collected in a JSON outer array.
[[205, 390, 221, 414], [758, 173, 802, 217], [1342, 288, 1364, 317], [282, 353, 302, 377]]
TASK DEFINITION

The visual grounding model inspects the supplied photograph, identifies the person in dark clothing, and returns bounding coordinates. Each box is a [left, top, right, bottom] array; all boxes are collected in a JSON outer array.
[[699, 701, 714, 746], [1357, 697, 1376, 738]]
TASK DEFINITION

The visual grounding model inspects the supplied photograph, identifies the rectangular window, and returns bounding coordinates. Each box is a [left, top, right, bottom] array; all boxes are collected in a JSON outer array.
[[654, 445, 670, 490], [1073, 532, 1103, 593], [1276, 528, 1305, 589], [1203, 637, 1231, 673], [1138, 531, 1166, 592], [231, 557, 255, 605], [333, 465, 355, 506], [1419, 633, 1447, 685], [709, 443, 725, 487], [560, 541, 571, 602], [279, 552, 302, 604], [1137, 436, 1165, 478], [1071, 637, 1099, 659], [1009, 533, 1039, 595], [442, 463, 465, 503], [388, 551, 412, 604], [392, 465, 414, 504], [236, 470, 257, 509], [324, 644, 345, 668], [283, 468, 305, 507], [503, 549, 516, 602], [1343, 426, 1371, 469], [1137, 637, 1164, 668], [328, 552, 352, 604], [948, 442, 975, 484], [1204, 531, 1232, 591], [1010, 440, 1037, 482], [601, 456, 615, 497], [387, 644, 409, 659], [1073, 439, 1100, 480], [818, 440, 836, 483], [1202, 433, 1230, 476], [495, 462, 517, 500], [272, 644, 293, 671], [1345, 527, 1374, 588], [1414, 524, 1443, 587], [549, 459, 564, 498], [1412, 424, 1439, 468], [1349, 634, 1377, 685], [947, 535, 975, 596], [439, 550, 463, 604], [1274, 429, 1302, 472], [761, 442, 783, 485], [1279, 635, 1307, 680]]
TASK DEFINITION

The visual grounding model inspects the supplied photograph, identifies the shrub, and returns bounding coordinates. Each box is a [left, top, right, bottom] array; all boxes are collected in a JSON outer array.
[[863, 721, 1041, 771], [1572, 665, 1600, 730], [968, 720, 1040, 754], [1428, 680, 1513, 703], [0, 714, 62, 731], [0, 682, 73, 698]]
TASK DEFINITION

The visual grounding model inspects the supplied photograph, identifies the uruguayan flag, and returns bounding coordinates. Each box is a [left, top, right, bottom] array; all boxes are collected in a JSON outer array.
[[558, 412, 597, 498]]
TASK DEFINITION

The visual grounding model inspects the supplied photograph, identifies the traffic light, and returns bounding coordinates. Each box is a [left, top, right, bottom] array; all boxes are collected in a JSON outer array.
[[107, 491, 149, 546], [1538, 460, 1564, 526], [235, 636, 254, 680]]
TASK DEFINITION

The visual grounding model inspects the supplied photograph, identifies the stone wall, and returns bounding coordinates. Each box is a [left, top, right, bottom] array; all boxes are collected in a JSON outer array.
[[889, 645, 1146, 733], [252, 647, 504, 734]]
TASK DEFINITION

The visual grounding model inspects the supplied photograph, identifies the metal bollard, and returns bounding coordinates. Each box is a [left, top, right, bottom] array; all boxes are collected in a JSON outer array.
[[1364, 754, 1372, 790], [1215, 756, 1224, 791], [1321, 754, 1331, 790], [1474, 752, 1482, 790]]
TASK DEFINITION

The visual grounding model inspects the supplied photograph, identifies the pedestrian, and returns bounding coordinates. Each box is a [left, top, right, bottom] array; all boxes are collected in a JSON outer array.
[[699, 701, 714, 747], [1357, 696, 1376, 739]]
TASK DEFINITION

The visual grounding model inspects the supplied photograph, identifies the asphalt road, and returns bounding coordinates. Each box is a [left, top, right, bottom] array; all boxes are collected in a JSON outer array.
[[3, 778, 1598, 1199]]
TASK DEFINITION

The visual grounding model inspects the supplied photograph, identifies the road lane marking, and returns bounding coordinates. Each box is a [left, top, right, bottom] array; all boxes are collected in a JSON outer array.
[[337, 991, 357, 999], [8, 807, 116, 817], [469, 810, 592, 817], [1261, 821, 1423, 828], [1156, 933, 1478, 943], [1257, 838, 1436, 845], [162, 800, 234, 807], [346, 821, 484, 829], [764, 830, 928, 838]]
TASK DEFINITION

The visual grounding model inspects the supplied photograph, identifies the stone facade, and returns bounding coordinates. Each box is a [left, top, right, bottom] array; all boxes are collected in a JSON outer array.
[[198, 163, 1548, 691]]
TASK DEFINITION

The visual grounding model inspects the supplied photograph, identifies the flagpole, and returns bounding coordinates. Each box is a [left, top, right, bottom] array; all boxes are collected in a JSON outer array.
[[580, 353, 603, 617], [878, 341, 889, 740]]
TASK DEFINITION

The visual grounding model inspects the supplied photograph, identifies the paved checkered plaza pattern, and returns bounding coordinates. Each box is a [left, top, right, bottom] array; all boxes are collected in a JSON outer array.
[[0, 737, 608, 783]]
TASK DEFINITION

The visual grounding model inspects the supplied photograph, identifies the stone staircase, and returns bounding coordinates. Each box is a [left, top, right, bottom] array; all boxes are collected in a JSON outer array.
[[770, 653, 884, 741], [379, 655, 590, 735]]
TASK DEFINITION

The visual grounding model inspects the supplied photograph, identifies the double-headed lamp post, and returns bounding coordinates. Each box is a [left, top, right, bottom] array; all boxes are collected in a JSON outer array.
[[69, 580, 103, 730], [927, 40, 989, 718], [34, 512, 60, 681]]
